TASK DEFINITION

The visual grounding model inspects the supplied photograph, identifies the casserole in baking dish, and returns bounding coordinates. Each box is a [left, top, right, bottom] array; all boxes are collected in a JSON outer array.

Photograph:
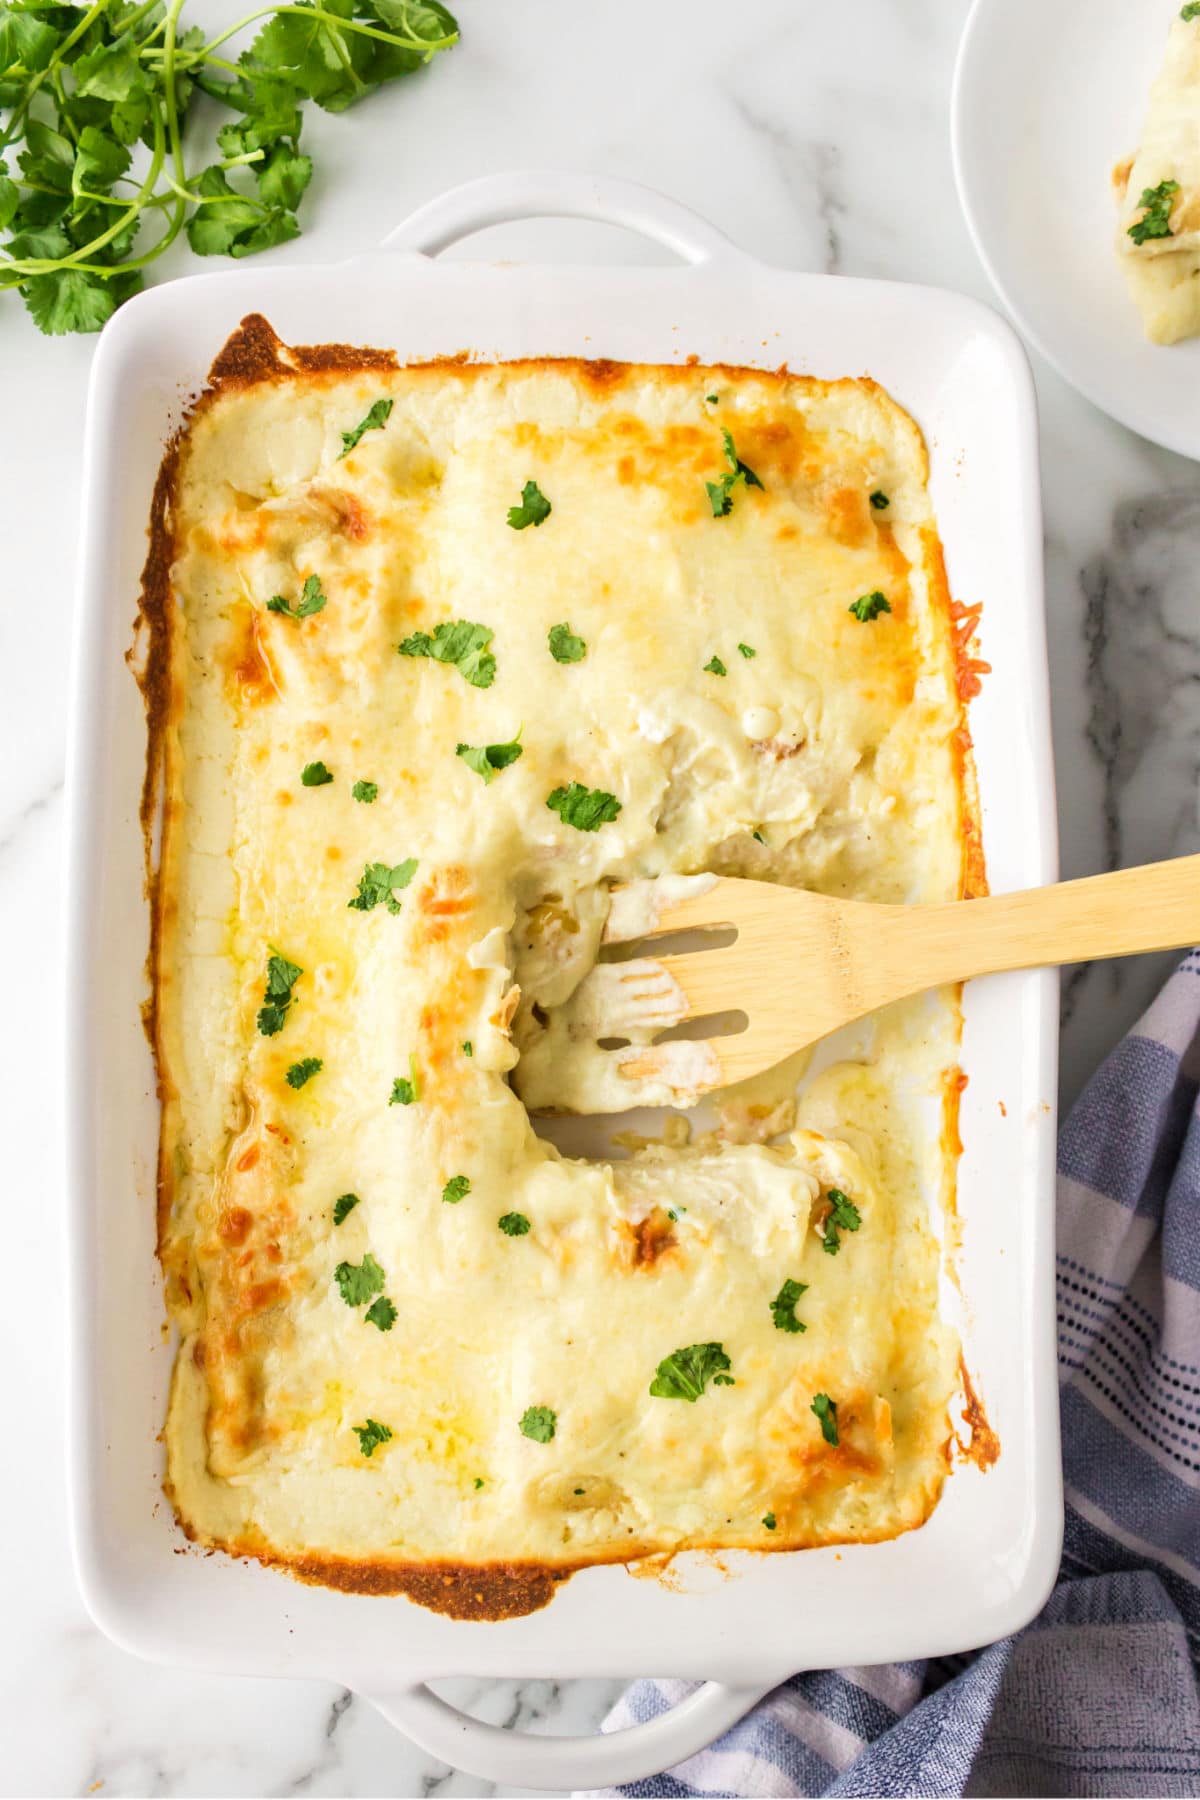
[[148, 323, 983, 1610], [66, 173, 1060, 1787]]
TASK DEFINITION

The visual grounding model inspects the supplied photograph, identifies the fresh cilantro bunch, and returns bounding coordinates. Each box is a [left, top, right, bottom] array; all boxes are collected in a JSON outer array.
[[0, 0, 458, 334]]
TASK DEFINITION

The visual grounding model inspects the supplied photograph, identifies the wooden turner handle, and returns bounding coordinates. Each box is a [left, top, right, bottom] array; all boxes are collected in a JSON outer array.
[[891, 853, 1200, 991]]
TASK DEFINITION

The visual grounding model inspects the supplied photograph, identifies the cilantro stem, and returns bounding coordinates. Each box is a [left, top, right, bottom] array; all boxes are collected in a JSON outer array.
[[201, 4, 458, 61]]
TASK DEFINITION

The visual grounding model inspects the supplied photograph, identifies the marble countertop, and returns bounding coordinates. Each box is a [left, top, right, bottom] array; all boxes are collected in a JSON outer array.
[[2, 0, 1197, 1792]]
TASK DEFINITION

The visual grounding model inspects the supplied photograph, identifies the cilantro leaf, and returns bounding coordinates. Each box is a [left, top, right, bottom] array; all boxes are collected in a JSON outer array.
[[546, 781, 622, 832], [705, 392, 719, 404], [353, 1418, 392, 1457], [704, 655, 727, 676], [769, 1277, 808, 1334], [848, 590, 891, 624], [474, 1476, 484, 1489], [462, 1040, 473, 1056], [338, 397, 393, 459], [762, 1511, 777, 1530], [348, 858, 417, 914], [548, 621, 586, 663], [1128, 178, 1181, 245], [267, 574, 326, 619], [737, 642, 756, 659], [0, 9, 61, 74], [442, 1174, 470, 1204], [22, 269, 118, 337], [333, 1193, 360, 1225], [72, 127, 132, 200], [456, 734, 523, 784], [335, 1252, 385, 1306], [389, 1058, 419, 1106], [1184, 2, 1200, 18], [352, 779, 378, 803], [705, 426, 763, 517], [811, 1393, 839, 1446], [398, 619, 496, 688], [185, 163, 301, 259], [257, 951, 301, 1036], [285, 1055, 322, 1088], [365, 1294, 397, 1331], [498, 1211, 530, 1235], [507, 479, 552, 529], [821, 1188, 861, 1255], [649, 1342, 734, 1401], [301, 760, 333, 786], [869, 490, 890, 509], [519, 1405, 556, 1443]]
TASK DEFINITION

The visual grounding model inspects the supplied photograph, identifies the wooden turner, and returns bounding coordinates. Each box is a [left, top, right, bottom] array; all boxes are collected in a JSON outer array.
[[595, 856, 1200, 1096]]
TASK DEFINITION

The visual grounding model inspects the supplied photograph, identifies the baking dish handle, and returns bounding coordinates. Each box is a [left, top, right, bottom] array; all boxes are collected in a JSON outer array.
[[378, 169, 749, 265], [364, 1676, 771, 1789]]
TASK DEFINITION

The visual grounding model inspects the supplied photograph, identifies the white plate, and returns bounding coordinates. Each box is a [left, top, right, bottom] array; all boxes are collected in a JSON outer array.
[[953, 0, 1200, 461], [64, 171, 1061, 1791]]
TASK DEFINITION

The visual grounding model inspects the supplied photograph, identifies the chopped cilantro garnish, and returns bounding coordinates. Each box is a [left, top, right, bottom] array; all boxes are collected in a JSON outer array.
[[1128, 178, 1180, 245], [474, 1476, 485, 1489], [869, 490, 890, 510], [334, 1253, 385, 1307], [705, 426, 764, 517], [365, 1295, 397, 1332], [398, 619, 496, 688], [769, 1277, 808, 1334], [1184, 2, 1200, 18], [821, 1188, 862, 1255], [456, 735, 523, 784], [519, 1405, 556, 1443], [348, 858, 417, 914], [548, 622, 587, 663], [352, 780, 378, 804], [507, 479, 552, 529], [811, 1393, 839, 1446], [266, 574, 326, 619], [442, 1175, 470, 1204], [546, 782, 622, 832], [752, 830, 767, 845], [257, 950, 301, 1037], [353, 1418, 392, 1458], [848, 591, 891, 623], [649, 1342, 734, 1401], [763, 1511, 777, 1531], [301, 760, 333, 787], [498, 1211, 531, 1236], [285, 1056, 322, 1089], [389, 1057, 419, 1106], [462, 1041, 473, 1057], [705, 393, 719, 404], [338, 398, 393, 459], [704, 655, 727, 676], [333, 1193, 359, 1226], [737, 642, 756, 659]]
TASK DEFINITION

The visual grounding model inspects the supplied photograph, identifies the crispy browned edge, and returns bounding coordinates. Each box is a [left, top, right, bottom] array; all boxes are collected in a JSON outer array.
[[134, 313, 993, 1619]]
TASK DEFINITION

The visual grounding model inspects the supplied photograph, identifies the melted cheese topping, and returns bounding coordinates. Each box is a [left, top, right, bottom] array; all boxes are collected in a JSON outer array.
[[153, 348, 972, 1595], [1115, 10, 1200, 343]]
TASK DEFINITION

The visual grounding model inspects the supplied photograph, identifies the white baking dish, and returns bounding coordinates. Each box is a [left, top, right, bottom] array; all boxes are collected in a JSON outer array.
[[64, 171, 1061, 1791]]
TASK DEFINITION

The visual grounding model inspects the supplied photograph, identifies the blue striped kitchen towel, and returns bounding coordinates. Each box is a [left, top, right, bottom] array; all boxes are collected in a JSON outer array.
[[592, 953, 1200, 1798]]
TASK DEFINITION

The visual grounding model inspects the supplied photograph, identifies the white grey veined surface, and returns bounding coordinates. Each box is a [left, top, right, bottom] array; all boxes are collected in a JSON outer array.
[[63, 171, 1060, 1790], [953, 0, 1200, 459]]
